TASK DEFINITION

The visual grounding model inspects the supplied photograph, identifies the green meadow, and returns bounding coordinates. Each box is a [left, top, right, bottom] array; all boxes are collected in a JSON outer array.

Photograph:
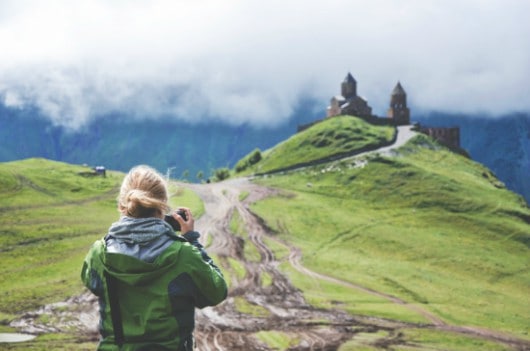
[[0, 159, 120, 319], [249, 131, 530, 340], [1, 115, 529, 350], [235, 116, 529, 349], [0, 159, 202, 350]]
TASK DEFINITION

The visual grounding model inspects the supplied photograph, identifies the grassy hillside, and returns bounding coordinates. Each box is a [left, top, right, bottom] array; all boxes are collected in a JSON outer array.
[[249, 132, 530, 342], [0, 158, 202, 349], [1, 114, 529, 350], [235, 115, 395, 175], [0, 159, 121, 318]]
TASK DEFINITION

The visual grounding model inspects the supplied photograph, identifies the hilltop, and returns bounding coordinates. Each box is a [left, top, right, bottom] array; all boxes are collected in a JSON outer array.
[[235, 116, 396, 175], [0, 117, 529, 350]]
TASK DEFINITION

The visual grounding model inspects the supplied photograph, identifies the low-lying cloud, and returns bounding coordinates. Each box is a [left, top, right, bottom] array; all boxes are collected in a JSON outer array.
[[1, 0, 529, 129]]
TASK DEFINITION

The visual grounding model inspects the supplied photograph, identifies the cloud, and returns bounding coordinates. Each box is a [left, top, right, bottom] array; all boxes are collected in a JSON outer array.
[[0, 0, 529, 129]]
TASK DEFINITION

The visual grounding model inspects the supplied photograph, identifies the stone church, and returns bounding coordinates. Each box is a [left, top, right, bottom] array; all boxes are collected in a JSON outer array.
[[326, 72, 411, 126], [326, 73, 373, 119], [322, 72, 460, 149]]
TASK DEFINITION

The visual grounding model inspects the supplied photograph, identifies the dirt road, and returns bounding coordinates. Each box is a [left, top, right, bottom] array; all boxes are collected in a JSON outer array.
[[186, 178, 355, 350]]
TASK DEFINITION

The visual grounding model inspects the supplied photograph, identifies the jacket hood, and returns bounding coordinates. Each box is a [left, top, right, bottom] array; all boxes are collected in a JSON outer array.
[[107, 216, 173, 243], [99, 216, 185, 285]]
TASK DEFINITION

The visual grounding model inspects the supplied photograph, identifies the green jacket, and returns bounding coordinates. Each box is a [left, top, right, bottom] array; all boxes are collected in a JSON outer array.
[[81, 217, 227, 351]]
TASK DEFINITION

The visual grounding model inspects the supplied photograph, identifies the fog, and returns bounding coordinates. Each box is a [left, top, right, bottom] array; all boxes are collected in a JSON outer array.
[[1, 0, 529, 129]]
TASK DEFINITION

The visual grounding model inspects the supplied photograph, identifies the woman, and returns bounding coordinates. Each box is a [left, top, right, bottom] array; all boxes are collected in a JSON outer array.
[[81, 165, 227, 351]]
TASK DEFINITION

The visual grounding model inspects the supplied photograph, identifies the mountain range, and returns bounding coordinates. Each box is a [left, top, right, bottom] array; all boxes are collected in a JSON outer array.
[[0, 102, 528, 203]]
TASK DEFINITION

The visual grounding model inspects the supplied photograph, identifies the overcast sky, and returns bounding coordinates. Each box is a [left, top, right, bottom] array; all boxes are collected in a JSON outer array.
[[0, 0, 529, 129]]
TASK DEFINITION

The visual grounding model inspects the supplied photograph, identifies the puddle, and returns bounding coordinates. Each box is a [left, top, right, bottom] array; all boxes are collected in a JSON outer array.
[[0, 333, 36, 343]]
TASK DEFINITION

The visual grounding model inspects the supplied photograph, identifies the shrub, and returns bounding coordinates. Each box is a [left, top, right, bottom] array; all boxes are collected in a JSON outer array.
[[235, 148, 262, 173], [213, 167, 231, 181]]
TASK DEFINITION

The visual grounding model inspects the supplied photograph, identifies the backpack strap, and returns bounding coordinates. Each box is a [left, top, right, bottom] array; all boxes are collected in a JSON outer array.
[[104, 271, 125, 348]]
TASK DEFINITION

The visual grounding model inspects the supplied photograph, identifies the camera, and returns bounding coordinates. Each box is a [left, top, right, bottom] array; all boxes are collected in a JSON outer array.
[[164, 209, 188, 231]]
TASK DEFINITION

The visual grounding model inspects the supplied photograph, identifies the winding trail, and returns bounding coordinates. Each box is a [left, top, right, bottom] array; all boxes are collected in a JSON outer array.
[[287, 245, 446, 326]]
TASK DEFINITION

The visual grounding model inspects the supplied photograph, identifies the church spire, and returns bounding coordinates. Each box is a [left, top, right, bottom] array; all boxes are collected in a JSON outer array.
[[341, 72, 357, 99], [344, 72, 356, 84], [392, 81, 406, 95], [387, 81, 410, 125]]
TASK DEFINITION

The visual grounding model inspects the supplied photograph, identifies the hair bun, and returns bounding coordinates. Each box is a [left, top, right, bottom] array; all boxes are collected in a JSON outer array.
[[125, 189, 147, 217], [118, 165, 170, 218]]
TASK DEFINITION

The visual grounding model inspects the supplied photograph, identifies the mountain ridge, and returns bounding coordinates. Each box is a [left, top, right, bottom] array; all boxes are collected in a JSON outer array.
[[0, 103, 528, 203]]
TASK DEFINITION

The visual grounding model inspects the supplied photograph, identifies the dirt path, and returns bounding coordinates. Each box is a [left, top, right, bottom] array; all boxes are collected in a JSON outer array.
[[186, 179, 362, 350], [339, 124, 418, 162], [286, 245, 446, 326]]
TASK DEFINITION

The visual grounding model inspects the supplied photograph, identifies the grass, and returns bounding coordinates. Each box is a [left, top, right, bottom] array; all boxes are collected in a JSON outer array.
[[0, 333, 98, 351], [238, 115, 395, 175], [0, 158, 203, 350], [338, 328, 515, 351], [398, 328, 514, 351], [167, 182, 205, 217], [226, 257, 246, 281], [0, 159, 120, 317], [254, 330, 299, 350], [278, 261, 428, 323], [233, 297, 270, 318], [250, 135, 530, 339], [2, 118, 530, 350]]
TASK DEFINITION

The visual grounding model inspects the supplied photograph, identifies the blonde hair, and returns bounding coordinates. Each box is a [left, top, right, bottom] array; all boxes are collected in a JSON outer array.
[[117, 165, 170, 218]]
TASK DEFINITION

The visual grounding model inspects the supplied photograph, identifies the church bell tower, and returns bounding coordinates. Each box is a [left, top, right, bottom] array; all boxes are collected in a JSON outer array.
[[341, 73, 357, 99], [387, 81, 410, 125]]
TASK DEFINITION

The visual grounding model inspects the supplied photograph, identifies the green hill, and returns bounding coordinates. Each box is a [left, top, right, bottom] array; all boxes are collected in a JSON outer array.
[[0, 159, 121, 318], [243, 117, 530, 343], [0, 116, 529, 350], [235, 115, 395, 175], [0, 159, 202, 346]]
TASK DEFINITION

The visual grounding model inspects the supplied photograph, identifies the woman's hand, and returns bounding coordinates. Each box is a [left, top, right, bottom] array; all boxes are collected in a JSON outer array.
[[172, 207, 194, 234]]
